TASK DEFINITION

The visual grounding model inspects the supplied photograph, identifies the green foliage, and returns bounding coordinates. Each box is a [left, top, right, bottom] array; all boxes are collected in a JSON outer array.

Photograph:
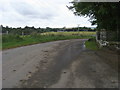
[[68, 2, 119, 31], [2, 34, 23, 43], [1, 25, 95, 35], [2, 32, 95, 49]]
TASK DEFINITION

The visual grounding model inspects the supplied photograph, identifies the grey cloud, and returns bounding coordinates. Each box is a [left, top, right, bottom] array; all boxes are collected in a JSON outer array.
[[11, 2, 38, 15], [0, 0, 93, 28], [10, 1, 56, 20]]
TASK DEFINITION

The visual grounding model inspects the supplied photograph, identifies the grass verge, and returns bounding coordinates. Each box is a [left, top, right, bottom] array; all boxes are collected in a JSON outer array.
[[2, 33, 95, 50], [85, 38, 99, 50]]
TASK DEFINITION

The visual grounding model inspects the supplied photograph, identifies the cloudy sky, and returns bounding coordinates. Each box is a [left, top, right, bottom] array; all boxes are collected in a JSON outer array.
[[0, 0, 96, 28]]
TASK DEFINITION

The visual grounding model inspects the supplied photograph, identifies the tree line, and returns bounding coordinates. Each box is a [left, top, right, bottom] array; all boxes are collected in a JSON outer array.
[[1, 25, 95, 35]]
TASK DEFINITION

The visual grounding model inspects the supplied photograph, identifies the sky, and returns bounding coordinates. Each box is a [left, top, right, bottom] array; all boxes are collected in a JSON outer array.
[[0, 0, 96, 28]]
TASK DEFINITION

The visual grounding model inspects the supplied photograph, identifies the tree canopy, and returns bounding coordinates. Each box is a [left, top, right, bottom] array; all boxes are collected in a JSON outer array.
[[68, 1, 120, 31]]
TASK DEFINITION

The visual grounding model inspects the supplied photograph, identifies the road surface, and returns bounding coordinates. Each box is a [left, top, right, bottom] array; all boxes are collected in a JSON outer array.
[[2, 39, 118, 88]]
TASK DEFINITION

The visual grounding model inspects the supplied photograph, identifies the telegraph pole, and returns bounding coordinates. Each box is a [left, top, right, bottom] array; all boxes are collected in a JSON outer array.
[[77, 24, 80, 32]]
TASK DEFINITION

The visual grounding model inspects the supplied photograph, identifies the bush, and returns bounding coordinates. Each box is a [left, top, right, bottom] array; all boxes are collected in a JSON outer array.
[[30, 32, 42, 38], [2, 34, 23, 43]]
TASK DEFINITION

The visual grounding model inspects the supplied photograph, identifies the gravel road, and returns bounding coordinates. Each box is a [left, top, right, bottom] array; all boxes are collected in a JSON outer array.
[[2, 39, 119, 88]]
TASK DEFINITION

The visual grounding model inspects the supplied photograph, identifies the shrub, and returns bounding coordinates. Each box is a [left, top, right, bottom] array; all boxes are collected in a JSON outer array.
[[2, 34, 23, 43]]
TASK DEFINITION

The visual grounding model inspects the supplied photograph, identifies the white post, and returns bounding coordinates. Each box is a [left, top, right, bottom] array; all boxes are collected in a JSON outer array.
[[78, 24, 80, 32], [6, 31, 8, 34], [22, 32, 24, 36]]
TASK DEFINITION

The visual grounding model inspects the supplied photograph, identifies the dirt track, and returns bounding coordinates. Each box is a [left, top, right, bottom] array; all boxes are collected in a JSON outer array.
[[2, 39, 119, 88]]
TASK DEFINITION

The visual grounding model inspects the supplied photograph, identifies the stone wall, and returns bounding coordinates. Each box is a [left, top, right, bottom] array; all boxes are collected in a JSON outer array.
[[96, 29, 120, 49]]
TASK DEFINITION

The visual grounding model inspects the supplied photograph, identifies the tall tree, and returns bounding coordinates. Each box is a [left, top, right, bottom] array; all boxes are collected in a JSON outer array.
[[68, 2, 120, 31]]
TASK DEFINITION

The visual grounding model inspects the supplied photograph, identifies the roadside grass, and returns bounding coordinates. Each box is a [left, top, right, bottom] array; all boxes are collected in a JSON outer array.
[[2, 31, 96, 50], [85, 38, 99, 50]]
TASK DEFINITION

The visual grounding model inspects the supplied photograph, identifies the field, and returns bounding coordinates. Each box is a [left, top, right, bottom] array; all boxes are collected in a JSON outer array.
[[2, 31, 96, 50], [42, 31, 95, 36]]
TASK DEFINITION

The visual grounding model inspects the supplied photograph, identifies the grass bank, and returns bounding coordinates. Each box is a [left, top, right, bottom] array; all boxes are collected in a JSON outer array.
[[85, 38, 99, 50], [2, 31, 96, 50]]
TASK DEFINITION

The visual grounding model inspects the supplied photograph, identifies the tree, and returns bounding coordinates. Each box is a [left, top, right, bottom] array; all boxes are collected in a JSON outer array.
[[68, 2, 120, 31]]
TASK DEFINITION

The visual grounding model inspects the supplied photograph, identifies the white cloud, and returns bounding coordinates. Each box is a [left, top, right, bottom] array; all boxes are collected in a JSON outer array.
[[0, 0, 96, 28]]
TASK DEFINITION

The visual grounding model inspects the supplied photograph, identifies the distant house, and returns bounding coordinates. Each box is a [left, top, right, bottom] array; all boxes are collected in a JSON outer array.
[[57, 30, 64, 32]]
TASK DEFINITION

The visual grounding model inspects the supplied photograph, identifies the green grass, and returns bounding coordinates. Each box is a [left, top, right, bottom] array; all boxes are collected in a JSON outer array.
[[85, 38, 99, 50], [2, 31, 96, 50]]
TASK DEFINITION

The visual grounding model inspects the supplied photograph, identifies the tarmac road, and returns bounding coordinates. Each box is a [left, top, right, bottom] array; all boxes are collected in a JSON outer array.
[[2, 39, 118, 88]]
